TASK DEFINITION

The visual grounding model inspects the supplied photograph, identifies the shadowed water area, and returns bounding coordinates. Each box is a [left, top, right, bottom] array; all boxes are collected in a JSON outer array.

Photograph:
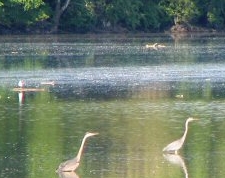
[[0, 33, 225, 178]]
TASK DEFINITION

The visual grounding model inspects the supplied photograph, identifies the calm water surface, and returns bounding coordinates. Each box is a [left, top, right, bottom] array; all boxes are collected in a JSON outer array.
[[0, 33, 225, 178]]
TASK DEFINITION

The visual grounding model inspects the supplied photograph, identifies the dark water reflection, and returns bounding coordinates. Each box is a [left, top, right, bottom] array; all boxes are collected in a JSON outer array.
[[0, 34, 225, 178]]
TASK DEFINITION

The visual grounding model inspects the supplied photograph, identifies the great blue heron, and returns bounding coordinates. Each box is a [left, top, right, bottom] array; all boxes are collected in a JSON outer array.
[[56, 132, 99, 172], [163, 117, 197, 154]]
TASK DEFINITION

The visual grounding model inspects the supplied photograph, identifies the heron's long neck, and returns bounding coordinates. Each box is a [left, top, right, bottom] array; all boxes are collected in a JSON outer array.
[[76, 135, 89, 162], [181, 120, 189, 142]]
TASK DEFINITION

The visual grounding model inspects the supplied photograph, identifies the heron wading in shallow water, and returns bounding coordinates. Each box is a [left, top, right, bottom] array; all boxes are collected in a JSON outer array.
[[56, 132, 99, 172], [163, 117, 198, 154]]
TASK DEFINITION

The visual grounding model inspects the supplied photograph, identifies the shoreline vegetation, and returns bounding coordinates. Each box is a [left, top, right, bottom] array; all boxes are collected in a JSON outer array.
[[0, 23, 220, 35], [0, 1, 224, 35]]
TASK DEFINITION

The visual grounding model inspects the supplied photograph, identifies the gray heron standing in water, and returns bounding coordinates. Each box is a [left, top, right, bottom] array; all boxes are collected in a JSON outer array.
[[163, 117, 197, 154], [56, 132, 99, 172]]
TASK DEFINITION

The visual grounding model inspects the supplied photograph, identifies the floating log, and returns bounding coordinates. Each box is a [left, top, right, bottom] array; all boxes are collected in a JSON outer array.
[[40, 81, 55, 85], [145, 43, 166, 50], [12, 88, 45, 92]]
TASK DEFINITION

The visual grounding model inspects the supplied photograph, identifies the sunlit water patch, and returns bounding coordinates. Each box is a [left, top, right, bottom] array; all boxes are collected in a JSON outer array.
[[1, 63, 225, 101]]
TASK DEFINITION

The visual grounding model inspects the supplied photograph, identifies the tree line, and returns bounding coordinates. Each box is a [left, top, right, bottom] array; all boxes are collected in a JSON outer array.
[[0, 0, 224, 34]]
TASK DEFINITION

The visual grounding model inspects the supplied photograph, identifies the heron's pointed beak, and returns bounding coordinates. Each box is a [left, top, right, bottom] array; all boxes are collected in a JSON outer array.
[[89, 132, 99, 136]]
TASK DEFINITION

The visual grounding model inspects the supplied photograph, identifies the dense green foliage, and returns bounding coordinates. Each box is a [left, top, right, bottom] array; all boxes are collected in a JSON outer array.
[[0, 0, 224, 33]]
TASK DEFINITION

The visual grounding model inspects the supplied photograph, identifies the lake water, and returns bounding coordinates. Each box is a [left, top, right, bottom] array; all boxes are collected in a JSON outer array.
[[0, 33, 225, 178]]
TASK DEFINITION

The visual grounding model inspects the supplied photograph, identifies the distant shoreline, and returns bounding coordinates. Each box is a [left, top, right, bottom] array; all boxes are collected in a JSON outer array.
[[0, 24, 222, 35]]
